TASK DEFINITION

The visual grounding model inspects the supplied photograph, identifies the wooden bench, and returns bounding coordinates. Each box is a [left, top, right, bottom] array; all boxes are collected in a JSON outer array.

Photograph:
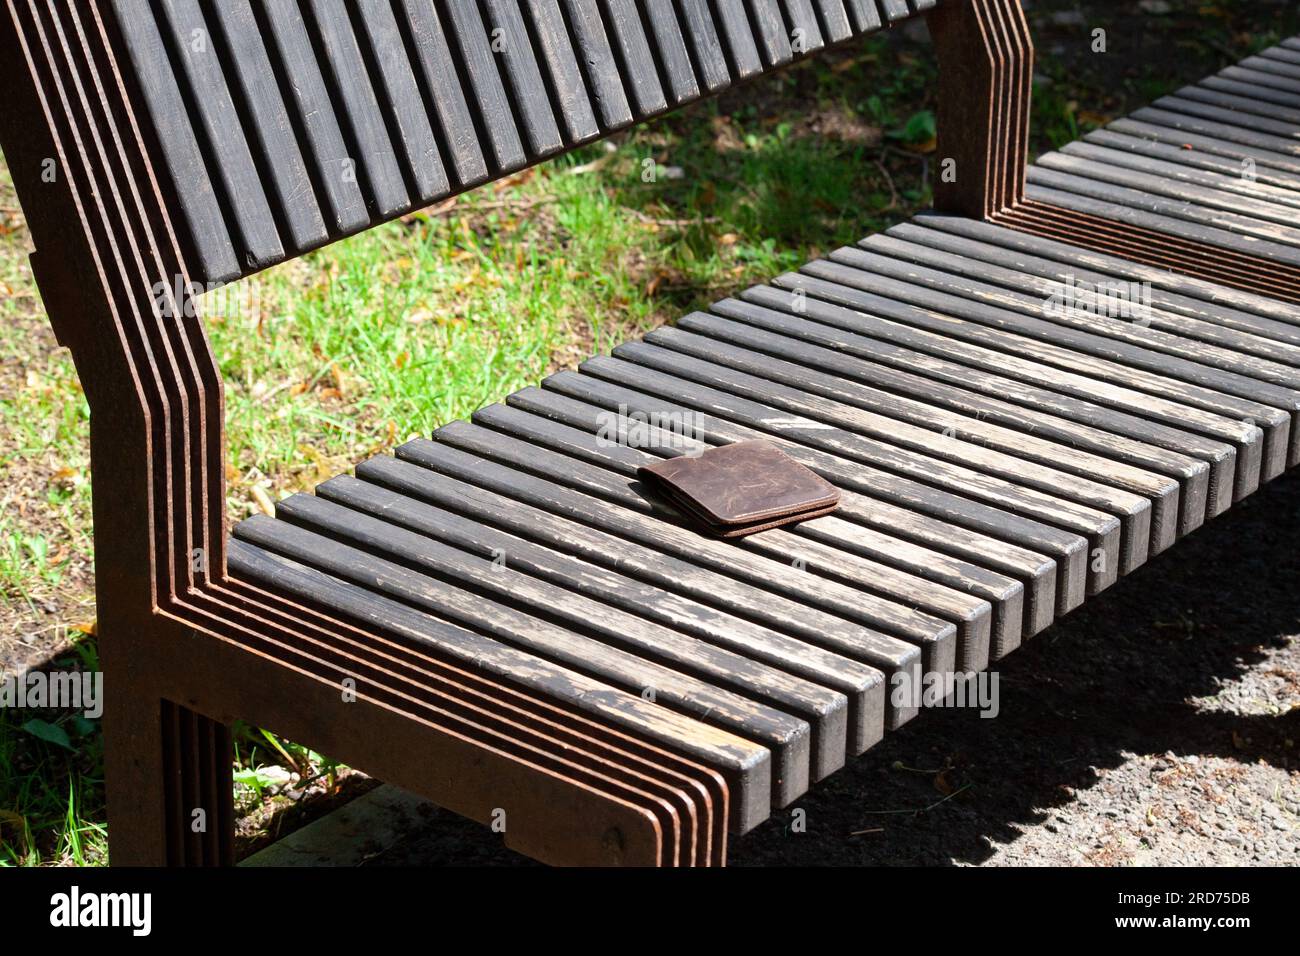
[[2, 0, 1297, 866]]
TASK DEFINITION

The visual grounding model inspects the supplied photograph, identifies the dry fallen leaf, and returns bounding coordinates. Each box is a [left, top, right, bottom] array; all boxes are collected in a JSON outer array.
[[251, 486, 276, 517]]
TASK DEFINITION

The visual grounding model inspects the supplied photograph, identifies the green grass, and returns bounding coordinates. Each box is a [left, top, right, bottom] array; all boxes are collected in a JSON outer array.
[[2, 0, 1298, 866]]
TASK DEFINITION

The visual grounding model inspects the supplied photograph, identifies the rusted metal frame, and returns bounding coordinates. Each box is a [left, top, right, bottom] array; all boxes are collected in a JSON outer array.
[[169, 587, 705, 866], [930, 0, 1300, 302], [3, 0, 723, 867], [145, 607, 686, 866]]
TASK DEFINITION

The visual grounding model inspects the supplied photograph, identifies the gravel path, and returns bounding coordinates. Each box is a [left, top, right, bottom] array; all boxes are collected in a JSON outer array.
[[354, 472, 1300, 867]]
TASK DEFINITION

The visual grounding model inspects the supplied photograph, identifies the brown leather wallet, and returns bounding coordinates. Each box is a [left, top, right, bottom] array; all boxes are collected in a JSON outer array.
[[637, 440, 840, 537]]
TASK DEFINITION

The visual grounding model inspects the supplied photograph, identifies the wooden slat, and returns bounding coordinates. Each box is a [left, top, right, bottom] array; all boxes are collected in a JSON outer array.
[[481, 0, 565, 156], [226, 537, 774, 831], [779, 0, 827, 54], [107, 0, 247, 281], [153, 0, 285, 268], [1106, 116, 1300, 177], [314, 473, 887, 753], [1069, 136, 1300, 208], [495, 387, 995, 670], [398, 0, 491, 188], [844, 1, 882, 33], [234, 512, 820, 800], [674, 0, 732, 92], [642, 0, 701, 104], [260, 0, 371, 234], [438, 417, 960, 675], [709, 0, 766, 79], [207, 0, 328, 253], [354, 0, 450, 203], [886, 222, 1300, 368], [813, 1, 855, 44], [558, 0, 634, 128], [534, 364, 1084, 614], [439, 0, 529, 172], [877, 0, 912, 22], [521, 0, 602, 143], [304, 0, 411, 217], [744, 0, 794, 68], [600, 0, 670, 115], [562, 358, 1117, 595], [916, 211, 1300, 328], [787, 260, 1285, 482], [358, 446, 919, 728], [631, 326, 1182, 550]]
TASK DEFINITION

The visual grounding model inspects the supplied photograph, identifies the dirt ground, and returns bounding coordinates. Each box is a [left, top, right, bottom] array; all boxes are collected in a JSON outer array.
[[351, 471, 1299, 867]]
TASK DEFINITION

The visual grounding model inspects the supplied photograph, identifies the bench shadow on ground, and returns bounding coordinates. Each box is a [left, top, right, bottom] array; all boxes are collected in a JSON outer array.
[[350, 470, 1299, 866]]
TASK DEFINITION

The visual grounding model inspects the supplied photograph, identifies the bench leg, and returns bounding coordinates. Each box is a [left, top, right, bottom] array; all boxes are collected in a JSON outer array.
[[927, 0, 1034, 218], [104, 676, 234, 866]]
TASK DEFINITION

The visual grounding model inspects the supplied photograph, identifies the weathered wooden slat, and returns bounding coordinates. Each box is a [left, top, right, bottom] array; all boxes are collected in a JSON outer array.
[[706, 0, 765, 79], [434, 415, 964, 674], [207, 0, 328, 253], [895, 218, 1300, 367], [1026, 167, 1300, 263], [916, 211, 1300, 327], [314, 472, 888, 752], [556, 0, 634, 128], [480, 0, 565, 156], [726, 285, 1248, 507], [792, 259, 1288, 481], [633, 326, 1183, 550], [371, 440, 925, 730], [812, 1, 854, 44], [107, 0, 241, 280], [562, 357, 1123, 592], [236, 508, 828, 794], [744, 0, 794, 68], [673, 310, 1210, 541], [877, 0, 912, 22], [1239, 54, 1300, 83], [398, 0, 491, 187], [601, 0, 670, 115], [869, 231, 1300, 382], [641, 0, 701, 104], [439, 0, 529, 171], [674, 0, 732, 92], [1106, 116, 1300, 177], [604, 339, 1161, 565], [496, 387, 996, 669], [1038, 150, 1300, 235], [260, 0, 371, 234], [779, 0, 827, 54], [1261, 46, 1300, 68], [156, 0, 287, 267], [521, 0, 602, 143], [1191, 78, 1300, 118], [1067, 137, 1300, 210], [843, 0, 882, 33], [354, 0, 450, 202], [1218, 64, 1300, 98], [304, 0, 412, 217], [535, 364, 1085, 613], [1131, 105, 1300, 158], [225, 537, 774, 830], [490, 389, 992, 659]]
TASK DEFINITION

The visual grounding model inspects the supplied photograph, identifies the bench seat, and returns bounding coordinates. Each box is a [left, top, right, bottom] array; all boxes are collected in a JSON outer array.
[[227, 36, 1300, 844]]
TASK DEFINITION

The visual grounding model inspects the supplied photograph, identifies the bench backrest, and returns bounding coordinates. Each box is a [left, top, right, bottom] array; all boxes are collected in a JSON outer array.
[[106, 0, 938, 286]]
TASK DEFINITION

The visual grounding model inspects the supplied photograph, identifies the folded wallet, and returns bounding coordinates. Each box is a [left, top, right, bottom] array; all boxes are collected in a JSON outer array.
[[636, 440, 840, 538]]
